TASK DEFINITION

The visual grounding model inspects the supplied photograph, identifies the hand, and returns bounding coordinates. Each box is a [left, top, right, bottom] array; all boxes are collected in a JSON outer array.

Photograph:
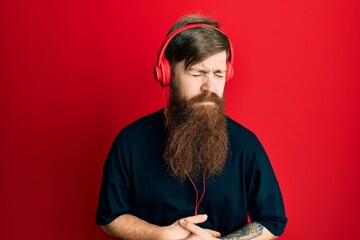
[[159, 214, 221, 240], [179, 214, 221, 240]]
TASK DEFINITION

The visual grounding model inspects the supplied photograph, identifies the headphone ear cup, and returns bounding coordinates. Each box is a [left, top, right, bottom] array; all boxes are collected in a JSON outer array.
[[153, 65, 162, 85], [226, 61, 234, 83], [154, 59, 171, 87], [161, 59, 171, 87]]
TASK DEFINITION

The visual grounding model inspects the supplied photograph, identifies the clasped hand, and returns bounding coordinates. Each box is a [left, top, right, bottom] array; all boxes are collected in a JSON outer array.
[[160, 214, 221, 240]]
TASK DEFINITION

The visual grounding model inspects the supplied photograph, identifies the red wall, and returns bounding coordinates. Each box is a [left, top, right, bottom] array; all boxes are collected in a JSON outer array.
[[1, 0, 359, 239]]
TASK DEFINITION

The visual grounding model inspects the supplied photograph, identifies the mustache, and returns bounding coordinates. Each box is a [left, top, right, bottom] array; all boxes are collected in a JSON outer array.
[[189, 92, 223, 104]]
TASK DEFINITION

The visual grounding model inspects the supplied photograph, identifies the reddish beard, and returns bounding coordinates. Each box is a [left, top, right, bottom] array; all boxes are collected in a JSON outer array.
[[164, 87, 228, 182]]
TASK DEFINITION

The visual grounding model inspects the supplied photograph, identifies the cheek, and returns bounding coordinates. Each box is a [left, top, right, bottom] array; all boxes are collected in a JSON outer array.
[[174, 84, 192, 100], [216, 81, 226, 96], [182, 82, 202, 98]]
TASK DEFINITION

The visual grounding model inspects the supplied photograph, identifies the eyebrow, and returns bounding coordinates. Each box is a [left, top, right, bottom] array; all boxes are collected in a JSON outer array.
[[187, 67, 226, 73]]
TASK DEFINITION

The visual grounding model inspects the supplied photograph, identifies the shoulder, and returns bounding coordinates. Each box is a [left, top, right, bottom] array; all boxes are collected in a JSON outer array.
[[115, 109, 165, 145], [226, 116, 261, 150]]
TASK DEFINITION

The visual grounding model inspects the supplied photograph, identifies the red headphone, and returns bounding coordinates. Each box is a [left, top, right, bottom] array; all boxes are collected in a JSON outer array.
[[154, 23, 234, 87]]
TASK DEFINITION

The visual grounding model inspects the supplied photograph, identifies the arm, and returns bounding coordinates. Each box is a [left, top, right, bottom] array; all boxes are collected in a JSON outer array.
[[100, 214, 161, 240], [221, 222, 277, 240], [179, 221, 276, 240], [100, 213, 220, 240]]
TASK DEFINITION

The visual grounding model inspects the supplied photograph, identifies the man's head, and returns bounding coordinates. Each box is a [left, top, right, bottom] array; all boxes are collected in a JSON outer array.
[[165, 15, 230, 100], [162, 15, 231, 182]]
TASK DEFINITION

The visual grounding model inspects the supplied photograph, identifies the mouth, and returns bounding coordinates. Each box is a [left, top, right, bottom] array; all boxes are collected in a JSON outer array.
[[194, 101, 216, 107]]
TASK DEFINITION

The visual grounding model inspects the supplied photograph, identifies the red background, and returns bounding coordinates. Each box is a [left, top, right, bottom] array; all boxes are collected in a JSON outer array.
[[1, 0, 359, 239]]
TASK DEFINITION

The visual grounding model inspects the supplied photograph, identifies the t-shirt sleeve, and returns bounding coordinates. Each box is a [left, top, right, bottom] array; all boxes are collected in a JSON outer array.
[[96, 133, 133, 225], [247, 137, 287, 236]]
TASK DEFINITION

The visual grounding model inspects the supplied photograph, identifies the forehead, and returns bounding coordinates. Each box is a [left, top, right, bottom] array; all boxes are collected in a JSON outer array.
[[187, 51, 227, 70]]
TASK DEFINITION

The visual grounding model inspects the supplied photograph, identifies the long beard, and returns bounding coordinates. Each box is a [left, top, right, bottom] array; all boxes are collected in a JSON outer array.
[[164, 87, 228, 182]]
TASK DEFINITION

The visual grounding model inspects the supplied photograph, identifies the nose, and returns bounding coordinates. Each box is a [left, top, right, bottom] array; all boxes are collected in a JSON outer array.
[[200, 74, 216, 93]]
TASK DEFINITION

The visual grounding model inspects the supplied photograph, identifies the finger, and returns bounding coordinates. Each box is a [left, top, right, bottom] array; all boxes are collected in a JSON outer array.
[[180, 219, 217, 238], [182, 214, 208, 224], [204, 229, 221, 238]]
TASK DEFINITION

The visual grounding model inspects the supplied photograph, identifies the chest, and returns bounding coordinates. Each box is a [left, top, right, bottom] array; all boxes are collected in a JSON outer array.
[[129, 151, 249, 231]]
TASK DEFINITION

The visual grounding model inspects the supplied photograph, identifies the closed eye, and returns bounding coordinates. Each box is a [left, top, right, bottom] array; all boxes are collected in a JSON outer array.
[[186, 71, 203, 77], [191, 74, 202, 77]]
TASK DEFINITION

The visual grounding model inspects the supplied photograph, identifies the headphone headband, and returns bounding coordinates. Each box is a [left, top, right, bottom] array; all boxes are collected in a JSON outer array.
[[154, 23, 234, 87]]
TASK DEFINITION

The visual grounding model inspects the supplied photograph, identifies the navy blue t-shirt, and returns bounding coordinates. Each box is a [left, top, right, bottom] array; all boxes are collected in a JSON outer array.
[[96, 109, 287, 236]]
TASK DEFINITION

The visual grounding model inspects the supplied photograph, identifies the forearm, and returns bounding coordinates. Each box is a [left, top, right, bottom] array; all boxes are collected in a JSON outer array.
[[221, 222, 277, 240], [100, 214, 163, 240]]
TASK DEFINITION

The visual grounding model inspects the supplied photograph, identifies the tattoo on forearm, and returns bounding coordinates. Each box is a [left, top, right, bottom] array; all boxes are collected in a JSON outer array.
[[221, 222, 264, 240]]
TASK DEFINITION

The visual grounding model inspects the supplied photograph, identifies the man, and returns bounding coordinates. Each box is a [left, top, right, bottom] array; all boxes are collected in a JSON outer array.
[[96, 15, 287, 239]]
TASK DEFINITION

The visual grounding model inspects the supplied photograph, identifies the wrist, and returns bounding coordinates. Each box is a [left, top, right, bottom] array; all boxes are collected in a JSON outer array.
[[156, 225, 170, 240]]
